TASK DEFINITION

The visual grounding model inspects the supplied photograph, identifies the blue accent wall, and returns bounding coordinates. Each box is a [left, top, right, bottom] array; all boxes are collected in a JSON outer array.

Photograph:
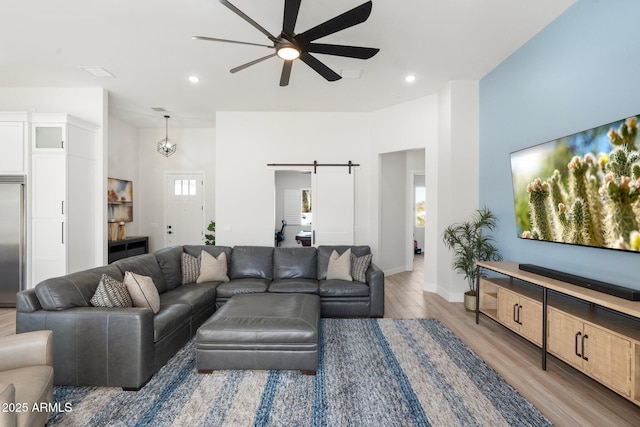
[[480, 0, 640, 289]]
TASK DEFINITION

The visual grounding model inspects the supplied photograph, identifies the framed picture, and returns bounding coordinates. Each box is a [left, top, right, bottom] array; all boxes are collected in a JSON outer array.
[[107, 178, 133, 222]]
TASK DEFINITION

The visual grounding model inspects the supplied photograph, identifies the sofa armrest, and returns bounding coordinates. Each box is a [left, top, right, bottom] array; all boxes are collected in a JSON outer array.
[[16, 307, 154, 388], [16, 289, 42, 313], [366, 263, 385, 317], [0, 330, 53, 372]]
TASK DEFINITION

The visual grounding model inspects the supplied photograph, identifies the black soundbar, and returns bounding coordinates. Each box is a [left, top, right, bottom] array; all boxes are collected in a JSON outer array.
[[518, 264, 640, 301]]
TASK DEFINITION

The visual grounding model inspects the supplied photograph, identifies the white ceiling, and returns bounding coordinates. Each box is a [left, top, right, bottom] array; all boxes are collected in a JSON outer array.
[[0, 0, 575, 128]]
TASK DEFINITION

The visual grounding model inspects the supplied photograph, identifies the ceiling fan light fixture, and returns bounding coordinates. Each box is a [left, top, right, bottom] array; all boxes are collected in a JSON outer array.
[[277, 45, 300, 60]]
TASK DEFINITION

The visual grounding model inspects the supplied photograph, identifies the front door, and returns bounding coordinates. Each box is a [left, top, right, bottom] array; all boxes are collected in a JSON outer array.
[[165, 173, 204, 246]]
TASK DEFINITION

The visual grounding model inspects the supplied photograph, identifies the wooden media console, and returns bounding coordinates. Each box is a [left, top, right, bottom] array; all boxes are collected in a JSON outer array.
[[476, 261, 640, 406]]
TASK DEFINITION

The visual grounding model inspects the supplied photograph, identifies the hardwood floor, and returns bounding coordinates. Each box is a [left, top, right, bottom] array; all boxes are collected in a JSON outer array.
[[386, 254, 640, 427], [2, 256, 639, 425]]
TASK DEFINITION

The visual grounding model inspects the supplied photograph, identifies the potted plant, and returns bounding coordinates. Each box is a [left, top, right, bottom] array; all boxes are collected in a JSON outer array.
[[442, 207, 502, 312], [204, 221, 215, 245]]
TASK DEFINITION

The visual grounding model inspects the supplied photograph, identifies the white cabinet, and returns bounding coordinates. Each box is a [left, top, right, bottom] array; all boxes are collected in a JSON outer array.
[[0, 113, 28, 174], [30, 114, 99, 286]]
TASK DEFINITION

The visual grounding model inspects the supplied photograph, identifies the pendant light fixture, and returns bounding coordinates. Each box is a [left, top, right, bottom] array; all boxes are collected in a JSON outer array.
[[157, 115, 176, 157]]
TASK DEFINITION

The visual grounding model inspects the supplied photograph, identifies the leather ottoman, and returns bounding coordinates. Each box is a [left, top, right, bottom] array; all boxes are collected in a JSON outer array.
[[196, 293, 320, 374]]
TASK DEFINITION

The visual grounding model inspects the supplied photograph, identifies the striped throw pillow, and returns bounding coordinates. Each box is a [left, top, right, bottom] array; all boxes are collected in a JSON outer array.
[[181, 252, 201, 284], [351, 253, 372, 283], [90, 274, 132, 308]]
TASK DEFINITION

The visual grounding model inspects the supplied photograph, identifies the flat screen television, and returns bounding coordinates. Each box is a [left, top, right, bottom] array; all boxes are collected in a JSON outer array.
[[510, 115, 640, 253]]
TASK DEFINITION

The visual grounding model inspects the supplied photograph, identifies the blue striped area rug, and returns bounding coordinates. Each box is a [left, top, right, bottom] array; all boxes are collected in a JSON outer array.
[[47, 319, 551, 426]]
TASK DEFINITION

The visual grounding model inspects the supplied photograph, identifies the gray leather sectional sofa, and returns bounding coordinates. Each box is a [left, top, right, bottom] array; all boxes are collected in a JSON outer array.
[[15, 245, 384, 389]]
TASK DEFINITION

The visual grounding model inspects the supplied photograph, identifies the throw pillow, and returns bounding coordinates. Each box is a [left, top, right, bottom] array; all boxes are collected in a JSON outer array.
[[351, 253, 372, 283], [90, 274, 132, 308], [123, 271, 161, 314], [181, 252, 201, 285], [197, 250, 230, 283], [326, 249, 352, 281]]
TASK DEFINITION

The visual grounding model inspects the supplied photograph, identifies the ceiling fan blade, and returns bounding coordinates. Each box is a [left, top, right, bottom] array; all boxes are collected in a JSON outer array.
[[219, 0, 278, 42], [300, 53, 341, 82], [307, 43, 379, 59], [230, 53, 277, 73], [280, 61, 293, 86], [283, 0, 302, 35], [191, 36, 274, 49], [296, 1, 373, 43]]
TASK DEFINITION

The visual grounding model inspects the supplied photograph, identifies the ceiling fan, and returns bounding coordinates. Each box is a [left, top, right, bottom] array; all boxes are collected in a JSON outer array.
[[192, 0, 380, 86]]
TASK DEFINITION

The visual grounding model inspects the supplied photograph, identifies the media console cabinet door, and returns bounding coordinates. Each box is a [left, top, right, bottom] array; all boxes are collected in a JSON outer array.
[[497, 288, 520, 332], [582, 324, 632, 398], [519, 296, 543, 347], [547, 307, 585, 370]]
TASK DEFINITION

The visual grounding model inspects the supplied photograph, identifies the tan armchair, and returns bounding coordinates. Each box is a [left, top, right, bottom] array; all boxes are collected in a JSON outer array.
[[0, 331, 54, 427]]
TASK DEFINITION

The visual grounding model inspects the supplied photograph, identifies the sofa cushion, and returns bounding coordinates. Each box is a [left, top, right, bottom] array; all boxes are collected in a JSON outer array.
[[273, 247, 317, 280], [35, 265, 124, 311], [197, 251, 230, 283], [90, 274, 133, 308], [317, 246, 371, 280], [215, 278, 269, 298], [154, 246, 184, 291], [351, 253, 373, 283], [327, 249, 353, 281], [124, 272, 161, 314], [318, 280, 370, 297], [114, 253, 168, 294], [160, 283, 217, 314], [181, 252, 200, 284], [268, 279, 319, 294], [183, 245, 232, 262], [153, 304, 191, 343], [229, 246, 274, 280]]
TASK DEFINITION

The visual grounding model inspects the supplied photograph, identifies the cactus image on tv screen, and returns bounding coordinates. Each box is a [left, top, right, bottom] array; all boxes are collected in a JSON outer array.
[[510, 115, 640, 253]]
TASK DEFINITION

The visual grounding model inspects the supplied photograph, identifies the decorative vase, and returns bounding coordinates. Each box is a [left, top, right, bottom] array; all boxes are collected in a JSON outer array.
[[117, 222, 126, 240], [463, 292, 477, 312], [108, 221, 118, 241]]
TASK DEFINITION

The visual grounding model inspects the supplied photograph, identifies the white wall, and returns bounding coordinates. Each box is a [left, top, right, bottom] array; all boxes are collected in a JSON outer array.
[[108, 114, 140, 236], [215, 112, 374, 248], [136, 127, 216, 251], [431, 81, 480, 301], [379, 151, 407, 274], [213, 91, 480, 302]]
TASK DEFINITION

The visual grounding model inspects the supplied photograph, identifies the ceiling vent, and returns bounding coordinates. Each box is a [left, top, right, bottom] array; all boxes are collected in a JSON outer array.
[[80, 66, 115, 78], [151, 107, 167, 112]]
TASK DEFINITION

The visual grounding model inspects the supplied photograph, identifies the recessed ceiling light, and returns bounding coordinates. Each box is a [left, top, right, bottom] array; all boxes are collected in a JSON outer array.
[[405, 74, 416, 83], [188, 75, 200, 83], [80, 66, 115, 78]]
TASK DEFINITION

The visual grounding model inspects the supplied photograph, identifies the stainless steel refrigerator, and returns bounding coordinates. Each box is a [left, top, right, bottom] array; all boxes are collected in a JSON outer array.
[[0, 176, 25, 307]]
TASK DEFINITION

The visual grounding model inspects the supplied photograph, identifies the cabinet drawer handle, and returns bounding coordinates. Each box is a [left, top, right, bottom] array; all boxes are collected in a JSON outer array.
[[575, 331, 582, 358], [582, 334, 589, 361], [61, 222, 64, 244], [517, 305, 523, 325], [513, 303, 519, 323]]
